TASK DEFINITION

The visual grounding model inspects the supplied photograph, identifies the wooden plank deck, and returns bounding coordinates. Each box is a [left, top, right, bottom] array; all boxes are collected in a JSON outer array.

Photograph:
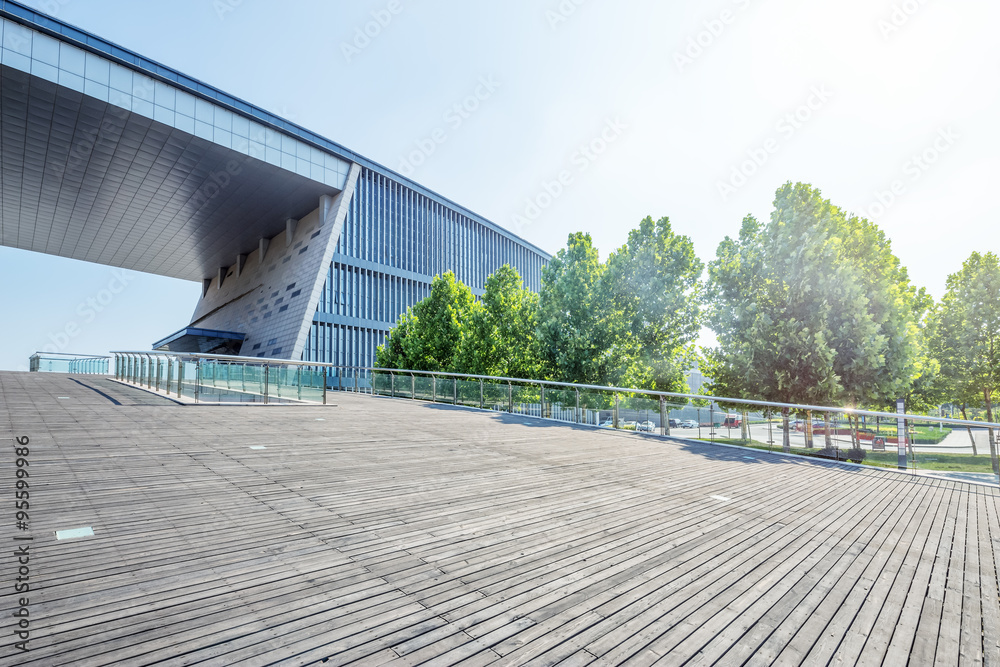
[[1, 371, 998, 666]]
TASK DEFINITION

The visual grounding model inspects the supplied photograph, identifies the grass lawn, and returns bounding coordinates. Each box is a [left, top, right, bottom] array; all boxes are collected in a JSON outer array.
[[694, 437, 996, 473]]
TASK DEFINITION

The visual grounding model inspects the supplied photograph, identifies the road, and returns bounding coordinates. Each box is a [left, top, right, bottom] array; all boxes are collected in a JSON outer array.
[[665, 422, 997, 455]]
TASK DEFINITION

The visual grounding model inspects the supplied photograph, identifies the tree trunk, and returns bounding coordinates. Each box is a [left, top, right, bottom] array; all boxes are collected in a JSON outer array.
[[850, 414, 858, 449], [985, 390, 999, 476], [824, 411, 834, 449], [805, 410, 814, 449], [782, 407, 791, 453], [961, 404, 978, 456]]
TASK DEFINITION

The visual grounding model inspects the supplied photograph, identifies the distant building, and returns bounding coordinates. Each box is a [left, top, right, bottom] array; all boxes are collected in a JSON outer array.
[[686, 368, 705, 395]]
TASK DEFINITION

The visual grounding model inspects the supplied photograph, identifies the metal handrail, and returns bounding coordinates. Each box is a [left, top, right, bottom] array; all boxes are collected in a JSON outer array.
[[108, 351, 1000, 430]]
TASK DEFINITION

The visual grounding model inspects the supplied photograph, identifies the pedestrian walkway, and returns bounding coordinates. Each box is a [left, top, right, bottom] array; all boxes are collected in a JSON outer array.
[[1, 372, 997, 665]]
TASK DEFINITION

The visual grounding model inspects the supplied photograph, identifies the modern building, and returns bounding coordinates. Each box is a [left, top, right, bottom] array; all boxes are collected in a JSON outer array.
[[0, 1, 550, 371]]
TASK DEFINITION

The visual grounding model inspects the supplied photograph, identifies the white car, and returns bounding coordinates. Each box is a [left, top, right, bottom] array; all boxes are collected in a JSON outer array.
[[637, 421, 656, 432]]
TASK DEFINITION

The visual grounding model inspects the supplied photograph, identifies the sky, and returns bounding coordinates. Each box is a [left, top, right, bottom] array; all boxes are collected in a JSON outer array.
[[1, 0, 998, 371]]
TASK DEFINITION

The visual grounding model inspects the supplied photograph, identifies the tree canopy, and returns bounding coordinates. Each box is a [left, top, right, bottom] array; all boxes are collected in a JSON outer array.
[[375, 271, 474, 372], [929, 251, 1000, 473], [704, 183, 923, 411]]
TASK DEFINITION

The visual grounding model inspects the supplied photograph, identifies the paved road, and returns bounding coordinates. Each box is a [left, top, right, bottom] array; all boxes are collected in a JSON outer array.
[[663, 422, 998, 455]]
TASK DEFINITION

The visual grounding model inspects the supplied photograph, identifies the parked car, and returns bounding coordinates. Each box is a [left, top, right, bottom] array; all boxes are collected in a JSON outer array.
[[668, 418, 680, 428], [721, 415, 742, 428], [599, 419, 615, 428], [681, 420, 698, 429], [794, 419, 826, 432], [637, 421, 656, 432]]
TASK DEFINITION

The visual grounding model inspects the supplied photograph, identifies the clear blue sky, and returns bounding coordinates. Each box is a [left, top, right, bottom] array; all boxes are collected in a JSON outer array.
[[2, 0, 997, 370]]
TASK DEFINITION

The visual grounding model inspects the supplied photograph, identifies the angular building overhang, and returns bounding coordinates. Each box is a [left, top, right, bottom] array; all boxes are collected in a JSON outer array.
[[152, 327, 246, 356], [0, 0, 550, 285]]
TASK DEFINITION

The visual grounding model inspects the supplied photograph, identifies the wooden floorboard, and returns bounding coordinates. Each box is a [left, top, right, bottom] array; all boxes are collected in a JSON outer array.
[[1, 372, 998, 666]]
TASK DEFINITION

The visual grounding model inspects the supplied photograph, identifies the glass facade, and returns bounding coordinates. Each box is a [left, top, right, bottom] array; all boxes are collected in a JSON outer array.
[[303, 168, 549, 370]]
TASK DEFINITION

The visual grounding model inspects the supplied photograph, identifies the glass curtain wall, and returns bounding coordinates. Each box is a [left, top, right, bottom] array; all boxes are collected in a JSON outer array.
[[303, 167, 549, 382]]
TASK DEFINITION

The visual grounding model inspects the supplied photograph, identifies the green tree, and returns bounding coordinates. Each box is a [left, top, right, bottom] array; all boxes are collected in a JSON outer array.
[[600, 216, 703, 392], [454, 265, 541, 378], [536, 233, 607, 384], [931, 252, 1000, 474], [375, 271, 474, 372], [704, 183, 922, 451]]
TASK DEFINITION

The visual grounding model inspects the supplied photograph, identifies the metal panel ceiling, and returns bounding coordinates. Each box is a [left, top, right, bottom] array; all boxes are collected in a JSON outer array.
[[0, 64, 339, 282]]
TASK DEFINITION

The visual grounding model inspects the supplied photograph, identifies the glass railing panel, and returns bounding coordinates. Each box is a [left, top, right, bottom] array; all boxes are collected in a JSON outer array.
[[371, 371, 391, 397], [179, 360, 198, 400], [578, 389, 613, 426], [614, 393, 656, 432], [298, 368, 326, 403], [482, 380, 509, 412], [455, 379, 481, 407], [434, 378, 456, 404], [413, 375, 433, 401], [510, 383, 540, 418]]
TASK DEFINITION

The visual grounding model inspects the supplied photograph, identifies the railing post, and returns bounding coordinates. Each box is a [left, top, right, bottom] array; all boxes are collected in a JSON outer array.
[[177, 361, 184, 398], [355, 368, 359, 393], [242, 364, 247, 393], [391, 373, 395, 398], [432, 375, 437, 402], [614, 392, 620, 429], [323, 373, 328, 405], [263, 364, 269, 404], [660, 396, 667, 436], [540, 385, 546, 420], [480, 379, 484, 410], [297, 366, 302, 401], [576, 389, 581, 424], [155, 358, 161, 392], [194, 360, 201, 403], [508, 382, 513, 413], [411, 372, 415, 399], [453, 377, 458, 405]]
